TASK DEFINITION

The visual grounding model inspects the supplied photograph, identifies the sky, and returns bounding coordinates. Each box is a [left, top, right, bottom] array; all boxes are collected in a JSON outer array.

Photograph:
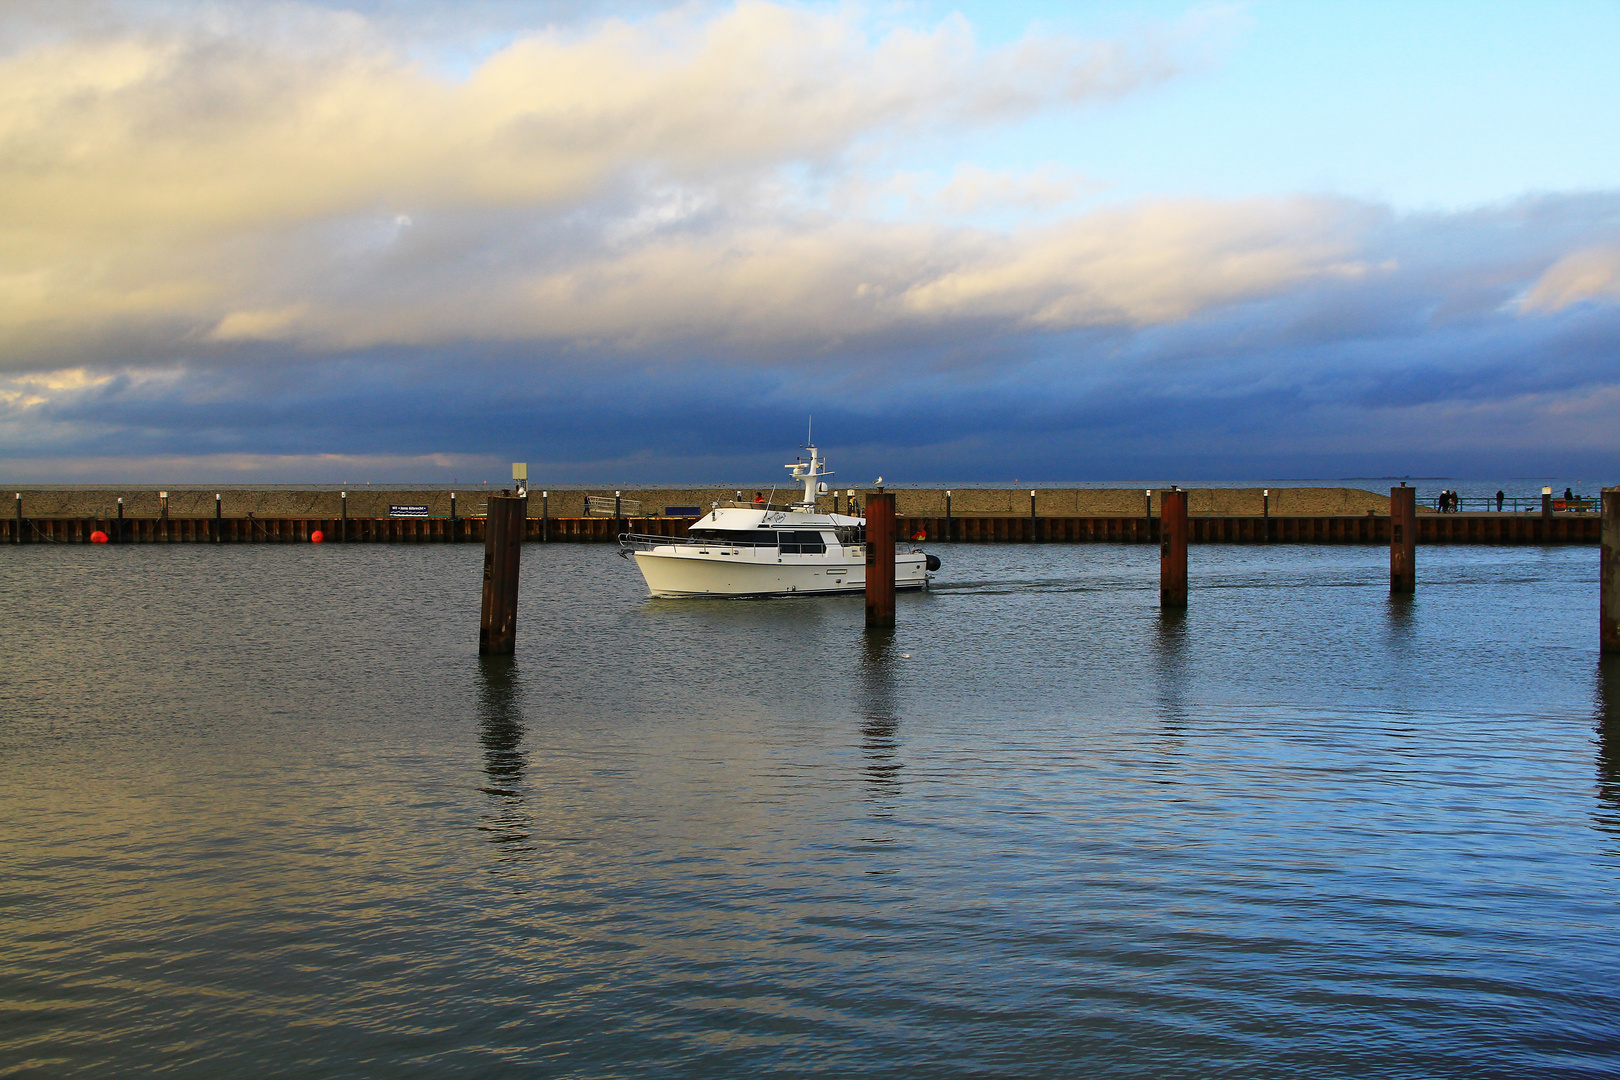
[[1, 0, 1618, 484]]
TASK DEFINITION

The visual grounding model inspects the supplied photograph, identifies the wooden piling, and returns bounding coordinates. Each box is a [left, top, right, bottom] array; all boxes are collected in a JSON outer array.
[[1603, 487, 1619, 654], [1160, 488, 1188, 609], [1390, 486, 1416, 594], [479, 493, 527, 656], [865, 492, 896, 629]]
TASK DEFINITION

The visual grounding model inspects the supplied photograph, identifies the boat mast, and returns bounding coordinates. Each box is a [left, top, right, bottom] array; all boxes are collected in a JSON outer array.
[[786, 441, 830, 510]]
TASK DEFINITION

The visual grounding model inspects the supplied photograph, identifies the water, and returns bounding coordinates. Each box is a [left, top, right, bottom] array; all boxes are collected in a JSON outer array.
[[2, 541, 1617, 1077]]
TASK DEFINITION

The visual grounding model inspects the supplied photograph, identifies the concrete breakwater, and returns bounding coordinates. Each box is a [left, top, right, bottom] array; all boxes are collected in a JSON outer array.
[[10, 485, 1414, 520]]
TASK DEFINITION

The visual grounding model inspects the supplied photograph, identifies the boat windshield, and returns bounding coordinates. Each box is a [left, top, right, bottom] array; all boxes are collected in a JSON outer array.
[[777, 530, 827, 554], [690, 528, 779, 547]]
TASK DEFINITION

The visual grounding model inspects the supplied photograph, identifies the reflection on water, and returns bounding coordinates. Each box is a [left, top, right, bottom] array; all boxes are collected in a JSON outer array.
[[1386, 590, 1415, 656], [1153, 607, 1188, 730], [1596, 656, 1620, 833], [477, 655, 530, 850], [858, 633, 903, 813]]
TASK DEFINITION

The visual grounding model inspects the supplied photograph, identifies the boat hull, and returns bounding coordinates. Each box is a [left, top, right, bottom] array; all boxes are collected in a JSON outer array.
[[632, 549, 928, 598]]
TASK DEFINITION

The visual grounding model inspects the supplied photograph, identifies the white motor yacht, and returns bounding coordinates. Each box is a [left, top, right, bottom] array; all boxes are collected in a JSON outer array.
[[619, 447, 939, 597]]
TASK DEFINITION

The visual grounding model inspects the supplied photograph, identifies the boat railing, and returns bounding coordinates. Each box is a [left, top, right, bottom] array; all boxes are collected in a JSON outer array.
[[619, 533, 703, 554], [618, 532, 782, 555], [718, 500, 806, 512]]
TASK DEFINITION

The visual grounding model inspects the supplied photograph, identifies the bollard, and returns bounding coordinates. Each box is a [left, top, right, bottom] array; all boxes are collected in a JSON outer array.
[[214, 493, 222, 543], [1603, 487, 1619, 654], [1390, 485, 1416, 594], [479, 493, 527, 655], [1160, 487, 1188, 609], [865, 492, 896, 629]]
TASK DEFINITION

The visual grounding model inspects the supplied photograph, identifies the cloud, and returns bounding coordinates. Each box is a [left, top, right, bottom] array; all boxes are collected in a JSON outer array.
[[0, 1, 1216, 360], [1519, 246, 1620, 312]]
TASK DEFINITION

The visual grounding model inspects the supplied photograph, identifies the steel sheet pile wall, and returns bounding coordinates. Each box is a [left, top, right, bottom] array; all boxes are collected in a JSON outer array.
[[0, 514, 1602, 545]]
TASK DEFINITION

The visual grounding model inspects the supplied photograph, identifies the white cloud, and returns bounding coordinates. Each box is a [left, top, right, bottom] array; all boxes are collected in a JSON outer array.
[[1518, 246, 1620, 312], [0, 367, 114, 408], [0, 1, 1234, 361]]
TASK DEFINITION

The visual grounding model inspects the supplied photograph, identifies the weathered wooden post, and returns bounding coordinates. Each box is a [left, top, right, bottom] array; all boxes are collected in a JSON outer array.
[[479, 492, 527, 655], [1603, 487, 1619, 654], [1390, 485, 1416, 594], [865, 491, 896, 629], [1160, 487, 1188, 609]]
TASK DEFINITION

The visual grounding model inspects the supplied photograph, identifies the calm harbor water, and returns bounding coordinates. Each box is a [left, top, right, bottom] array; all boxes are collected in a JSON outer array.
[[2, 541, 1617, 1077]]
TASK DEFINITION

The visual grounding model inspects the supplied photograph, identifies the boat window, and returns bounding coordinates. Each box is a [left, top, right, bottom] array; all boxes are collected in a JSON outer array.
[[778, 530, 826, 554]]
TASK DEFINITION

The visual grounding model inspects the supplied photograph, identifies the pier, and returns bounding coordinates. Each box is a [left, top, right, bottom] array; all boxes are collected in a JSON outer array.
[[1, 511, 1601, 545]]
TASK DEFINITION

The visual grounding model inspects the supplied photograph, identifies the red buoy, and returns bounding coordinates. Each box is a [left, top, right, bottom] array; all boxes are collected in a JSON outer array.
[[90, 530, 109, 544], [311, 530, 325, 544]]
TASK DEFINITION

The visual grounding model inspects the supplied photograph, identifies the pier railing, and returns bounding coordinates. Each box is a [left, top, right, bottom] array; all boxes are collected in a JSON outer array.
[[1439, 496, 1598, 513]]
